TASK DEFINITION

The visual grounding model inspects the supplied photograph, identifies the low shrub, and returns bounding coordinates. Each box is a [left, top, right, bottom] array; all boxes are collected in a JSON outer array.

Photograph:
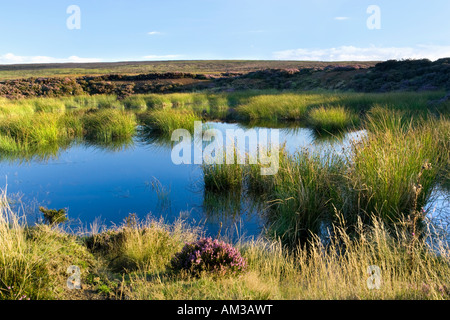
[[170, 237, 247, 276]]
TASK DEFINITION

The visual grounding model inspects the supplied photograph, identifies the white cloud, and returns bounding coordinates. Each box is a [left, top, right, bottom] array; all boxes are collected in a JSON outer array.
[[0, 53, 102, 64], [334, 17, 349, 21], [147, 31, 162, 35], [143, 54, 182, 60], [273, 45, 450, 61]]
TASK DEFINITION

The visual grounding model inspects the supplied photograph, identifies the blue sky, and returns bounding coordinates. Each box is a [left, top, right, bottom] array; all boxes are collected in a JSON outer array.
[[1, 0, 450, 63]]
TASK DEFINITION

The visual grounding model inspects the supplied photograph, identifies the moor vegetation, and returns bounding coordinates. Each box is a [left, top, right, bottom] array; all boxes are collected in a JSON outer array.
[[0, 59, 449, 300], [1, 59, 450, 99]]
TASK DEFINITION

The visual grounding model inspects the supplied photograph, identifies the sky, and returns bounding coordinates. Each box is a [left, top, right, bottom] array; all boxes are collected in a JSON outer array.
[[1, 0, 450, 64]]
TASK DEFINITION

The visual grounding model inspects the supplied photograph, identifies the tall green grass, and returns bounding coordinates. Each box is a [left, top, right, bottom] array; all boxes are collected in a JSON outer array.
[[0, 189, 95, 300], [235, 94, 319, 121], [0, 108, 136, 159], [84, 215, 198, 273], [332, 91, 446, 114], [345, 110, 448, 227], [203, 162, 244, 193], [307, 105, 359, 133], [0, 113, 70, 152], [122, 95, 147, 110], [263, 149, 344, 246], [82, 109, 137, 142], [139, 108, 201, 134]]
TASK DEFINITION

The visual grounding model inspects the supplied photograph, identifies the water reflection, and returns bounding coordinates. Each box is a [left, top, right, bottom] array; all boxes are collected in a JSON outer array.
[[0, 121, 399, 240]]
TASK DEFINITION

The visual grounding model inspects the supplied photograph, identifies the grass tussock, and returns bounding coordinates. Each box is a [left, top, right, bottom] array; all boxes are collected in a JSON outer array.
[[139, 108, 201, 134], [307, 105, 359, 133], [346, 111, 448, 226], [259, 148, 344, 246], [84, 214, 198, 273], [203, 162, 244, 193], [82, 109, 136, 142], [235, 94, 321, 121], [0, 113, 70, 153], [0, 190, 95, 300]]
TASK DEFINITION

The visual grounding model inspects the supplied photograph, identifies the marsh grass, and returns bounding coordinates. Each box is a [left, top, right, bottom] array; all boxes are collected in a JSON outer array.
[[95, 95, 124, 110], [142, 94, 172, 109], [139, 108, 201, 134], [0, 189, 95, 300], [202, 161, 244, 193], [62, 95, 120, 110], [124, 215, 450, 300], [84, 214, 199, 273], [263, 149, 344, 247], [240, 108, 448, 247], [122, 95, 147, 110], [364, 105, 412, 133], [235, 94, 317, 121], [0, 113, 69, 153], [81, 109, 136, 142], [1, 187, 449, 300], [31, 98, 66, 113], [307, 105, 359, 133], [140, 93, 209, 111], [346, 111, 447, 227], [332, 91, 446, 113]]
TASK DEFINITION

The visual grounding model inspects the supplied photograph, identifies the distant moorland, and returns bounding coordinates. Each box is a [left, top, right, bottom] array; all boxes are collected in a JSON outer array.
[[1, 59, 449, 100]]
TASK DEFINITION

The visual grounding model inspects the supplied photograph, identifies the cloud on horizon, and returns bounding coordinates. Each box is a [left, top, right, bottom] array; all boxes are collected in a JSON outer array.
[[143, 54, 183, 60], [273, 45, 450, 61], [0, 53, 102, 65]]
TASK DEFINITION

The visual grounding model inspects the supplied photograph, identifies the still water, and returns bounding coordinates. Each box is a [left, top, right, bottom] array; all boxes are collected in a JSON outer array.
[[0, 122, 367, 238]]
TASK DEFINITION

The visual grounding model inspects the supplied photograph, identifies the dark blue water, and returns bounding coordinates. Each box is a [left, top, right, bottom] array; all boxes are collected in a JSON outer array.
[[0, 122, 366, 238]]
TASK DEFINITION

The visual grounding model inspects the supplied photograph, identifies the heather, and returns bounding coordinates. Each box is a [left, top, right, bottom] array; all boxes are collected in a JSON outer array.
[[170, 237, 247, 276]]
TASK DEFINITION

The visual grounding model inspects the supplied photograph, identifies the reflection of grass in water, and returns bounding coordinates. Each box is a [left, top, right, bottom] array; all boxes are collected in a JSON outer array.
[[135, 125, 174, 148], [136, 121, 212, 151], [203, 190, 242, 220], [311, 129, 346, 143], [82, 136, 135, 152], [145, 177, 171, 212], [0, 142, 69, 163]]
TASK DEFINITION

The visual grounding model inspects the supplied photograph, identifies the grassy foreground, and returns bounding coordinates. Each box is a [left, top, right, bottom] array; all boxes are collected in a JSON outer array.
[[1, 189, 449, 300]]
